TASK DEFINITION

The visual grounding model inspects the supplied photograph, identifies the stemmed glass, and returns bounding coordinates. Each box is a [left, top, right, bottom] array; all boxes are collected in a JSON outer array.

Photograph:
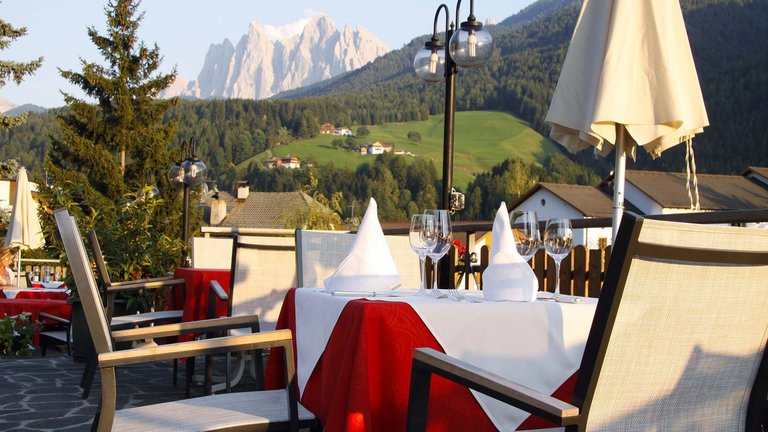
[[424, 209, 452, 291], [510, 211, 541, 262], [543, 218, 573, 301], [409, 213, 436, 296]]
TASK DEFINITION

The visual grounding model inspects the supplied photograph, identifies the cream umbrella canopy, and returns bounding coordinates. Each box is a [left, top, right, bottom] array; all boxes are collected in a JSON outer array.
[[3, 167, 45, 286], [545, 0, 709, 240]]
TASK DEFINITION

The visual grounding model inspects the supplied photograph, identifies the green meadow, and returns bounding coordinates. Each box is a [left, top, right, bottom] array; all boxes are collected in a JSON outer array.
[[240, 111, 560, 190]]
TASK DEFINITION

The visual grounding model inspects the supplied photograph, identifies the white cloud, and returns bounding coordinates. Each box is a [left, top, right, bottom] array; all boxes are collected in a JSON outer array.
[[262, 9, 324, 41]]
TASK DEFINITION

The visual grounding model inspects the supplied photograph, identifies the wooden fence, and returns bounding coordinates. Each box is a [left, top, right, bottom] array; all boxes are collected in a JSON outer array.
[[443, 244, 611, 298]]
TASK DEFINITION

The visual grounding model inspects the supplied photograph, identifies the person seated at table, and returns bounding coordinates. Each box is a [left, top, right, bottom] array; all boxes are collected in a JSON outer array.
[[0, 247, 17, 287]]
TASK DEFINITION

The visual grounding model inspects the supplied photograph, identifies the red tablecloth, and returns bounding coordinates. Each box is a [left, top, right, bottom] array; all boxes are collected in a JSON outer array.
[[265, 289, 575, 432], [0, 298, 72, 345], [171, 268, 231, 341]]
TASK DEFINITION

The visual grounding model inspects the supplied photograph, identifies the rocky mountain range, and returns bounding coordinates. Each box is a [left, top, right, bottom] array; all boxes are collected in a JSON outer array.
[[163, 15, 389, 100]]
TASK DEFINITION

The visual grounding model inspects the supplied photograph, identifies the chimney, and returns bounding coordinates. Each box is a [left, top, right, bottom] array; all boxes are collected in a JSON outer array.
[[237, 181, 249, 200], [210, 196, 227, 225]]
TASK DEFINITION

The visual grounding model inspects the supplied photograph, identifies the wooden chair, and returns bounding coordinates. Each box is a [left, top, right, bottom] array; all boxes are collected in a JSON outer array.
[[407, 213, 768, 431], [54, 208, 320, 432], [77, 229, 187, 399], [295, 229, 421, 288], [207, 234, 296, 393]]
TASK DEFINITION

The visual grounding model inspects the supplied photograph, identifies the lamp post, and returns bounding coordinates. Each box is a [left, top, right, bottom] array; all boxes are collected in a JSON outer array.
[[168, 137, 207, 267], [414, 0, 493, 211]]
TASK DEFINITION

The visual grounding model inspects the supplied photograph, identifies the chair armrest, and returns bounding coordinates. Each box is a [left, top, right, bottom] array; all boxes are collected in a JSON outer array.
[[209, 280, 229, 301], [99, 328, 293, 368], [39, 312, 70, 325], [110, 314, 261, 342], [107, 277, 186, 293], [411, 348, 580, 426]]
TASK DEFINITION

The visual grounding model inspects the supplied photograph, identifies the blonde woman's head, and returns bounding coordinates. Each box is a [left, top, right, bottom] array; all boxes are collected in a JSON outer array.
[[0, 247, 16, 267]]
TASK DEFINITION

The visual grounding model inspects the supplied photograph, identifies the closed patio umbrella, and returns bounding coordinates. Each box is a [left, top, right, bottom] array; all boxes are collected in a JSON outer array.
[[545, 0, 709, 240], [3, 167, 45, 286]]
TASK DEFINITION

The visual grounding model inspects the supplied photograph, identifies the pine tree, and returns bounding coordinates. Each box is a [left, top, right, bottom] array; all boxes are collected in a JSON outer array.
[[44, 0, 185, 270], [49, 0, 178, 198], [0, 14, 43, 129]]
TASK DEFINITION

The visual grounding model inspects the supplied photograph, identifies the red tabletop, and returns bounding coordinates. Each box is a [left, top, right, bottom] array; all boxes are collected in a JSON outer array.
[[171, 268, 231, 341], [0, 298, 72, 345], [265, 289, 574, 432]]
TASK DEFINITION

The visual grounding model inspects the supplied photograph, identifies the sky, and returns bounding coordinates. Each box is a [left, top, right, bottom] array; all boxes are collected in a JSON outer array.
[[2, 0, 535, 108]]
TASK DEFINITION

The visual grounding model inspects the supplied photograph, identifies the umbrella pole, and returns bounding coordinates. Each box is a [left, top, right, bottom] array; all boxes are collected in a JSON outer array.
[[15, 250, 21, 287], [612, 124, 627, 241]]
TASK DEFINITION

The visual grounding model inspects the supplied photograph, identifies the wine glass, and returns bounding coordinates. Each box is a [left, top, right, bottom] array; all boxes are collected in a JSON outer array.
[[409, 213, 435, 296], [543, 218, 573, 301], [510, 211, 541, 262], [424, 209, 452, 291]]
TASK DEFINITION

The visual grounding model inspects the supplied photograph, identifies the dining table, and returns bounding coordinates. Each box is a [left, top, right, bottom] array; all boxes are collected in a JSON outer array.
[[170, 267, 231, 342], [0, 298, 72, 345], [1, 287, 69, 300], [264, 287, 597, 432]]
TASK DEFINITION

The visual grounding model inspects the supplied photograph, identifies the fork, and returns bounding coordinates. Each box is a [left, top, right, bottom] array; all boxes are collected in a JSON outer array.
[[446, 289, 465, 301]]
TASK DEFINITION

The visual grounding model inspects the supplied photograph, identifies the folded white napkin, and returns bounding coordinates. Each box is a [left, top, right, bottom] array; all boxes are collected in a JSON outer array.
[[482, 202, 539, 302], [324, 198, 401, 293]]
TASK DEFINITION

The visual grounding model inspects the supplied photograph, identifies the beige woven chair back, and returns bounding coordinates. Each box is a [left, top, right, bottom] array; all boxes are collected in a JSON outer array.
[[295, 229, 421, 289], [579, 215, 768, 431], [54, 209, 113, 355], [229, 235, 297, 332]]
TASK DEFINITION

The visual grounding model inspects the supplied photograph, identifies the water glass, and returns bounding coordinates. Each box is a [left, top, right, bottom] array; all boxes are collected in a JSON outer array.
[[510, 211, 540, 262], [424, 209, 452, 290], [543, 218, 573, 300], [409, 213, 435, 296]]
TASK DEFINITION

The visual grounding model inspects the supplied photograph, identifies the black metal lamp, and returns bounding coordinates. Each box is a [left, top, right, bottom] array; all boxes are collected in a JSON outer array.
[[167, 138, 207, 267], [415, 0, 492, 211]]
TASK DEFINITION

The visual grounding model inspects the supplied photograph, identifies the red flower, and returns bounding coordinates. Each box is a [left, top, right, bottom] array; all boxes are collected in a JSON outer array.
[[452, 239, 467, 255]]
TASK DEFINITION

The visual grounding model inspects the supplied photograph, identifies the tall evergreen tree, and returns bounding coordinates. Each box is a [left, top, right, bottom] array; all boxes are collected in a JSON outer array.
[[0, 12, 43, 129], [49, 0, 177, 198], [44, 0, 184, 270]]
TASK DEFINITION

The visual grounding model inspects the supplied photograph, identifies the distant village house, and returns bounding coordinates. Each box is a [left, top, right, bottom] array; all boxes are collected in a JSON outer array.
[[266, 155, 302, 169], [366, 141, 395, 155], [320, 123, 353, 136]]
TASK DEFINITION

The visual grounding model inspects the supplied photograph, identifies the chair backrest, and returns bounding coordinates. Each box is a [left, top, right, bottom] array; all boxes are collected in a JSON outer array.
[[54, 209, 113, 355], [191, 236, 233, 269], [575, 213, 768, 431], [295, 229, 421, 289], [85, 229, 117, 319], [229, 234, 297, 332]]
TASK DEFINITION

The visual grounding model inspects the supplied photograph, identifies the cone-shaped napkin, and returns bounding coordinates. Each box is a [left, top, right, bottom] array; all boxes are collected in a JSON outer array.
[[482, 202, 539, 302], [324, 198, 401, 293]]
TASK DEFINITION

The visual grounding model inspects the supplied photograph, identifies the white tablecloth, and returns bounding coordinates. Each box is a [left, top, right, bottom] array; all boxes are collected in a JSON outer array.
[[1, 287, 68, 299], [295, 288, 597, 431]]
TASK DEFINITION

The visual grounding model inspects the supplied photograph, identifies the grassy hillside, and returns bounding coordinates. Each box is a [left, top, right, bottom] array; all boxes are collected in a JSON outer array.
[[241, 111, 560, 190]]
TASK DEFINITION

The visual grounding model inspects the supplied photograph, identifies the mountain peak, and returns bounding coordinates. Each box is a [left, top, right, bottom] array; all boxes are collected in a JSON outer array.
[[164, 15, 389, 100]]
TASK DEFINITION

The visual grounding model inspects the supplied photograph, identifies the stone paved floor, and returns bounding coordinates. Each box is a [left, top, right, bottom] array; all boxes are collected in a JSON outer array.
[[0, 348, 258, 431]]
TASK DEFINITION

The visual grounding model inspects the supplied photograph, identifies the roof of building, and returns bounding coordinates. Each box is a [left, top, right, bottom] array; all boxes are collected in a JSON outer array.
[[741, 166, 768, 180], [215, 191, 329, 229], [603, 170, 768, 210], [510, 182, 614, 217]]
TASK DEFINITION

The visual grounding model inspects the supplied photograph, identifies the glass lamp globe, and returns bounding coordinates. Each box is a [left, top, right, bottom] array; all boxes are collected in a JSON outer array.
[[449, 20, 493, 68], [414, 39, 446, 83], [183, 159, 208, 187], [167, 163, 185, 190]]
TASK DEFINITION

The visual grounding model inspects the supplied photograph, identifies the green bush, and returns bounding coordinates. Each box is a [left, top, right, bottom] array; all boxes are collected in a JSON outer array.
[[0, 313, 40, 356]]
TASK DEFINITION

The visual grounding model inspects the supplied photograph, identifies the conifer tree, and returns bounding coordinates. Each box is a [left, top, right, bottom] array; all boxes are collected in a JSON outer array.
[[49, 0, 178, 200], [0, 13, 43, 129], [44, 0, 186, 273]]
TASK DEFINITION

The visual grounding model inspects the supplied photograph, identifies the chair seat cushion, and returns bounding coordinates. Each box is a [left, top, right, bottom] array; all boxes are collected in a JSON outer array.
[[110, 310, 183, 328], [112, 389, 316, 432]]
